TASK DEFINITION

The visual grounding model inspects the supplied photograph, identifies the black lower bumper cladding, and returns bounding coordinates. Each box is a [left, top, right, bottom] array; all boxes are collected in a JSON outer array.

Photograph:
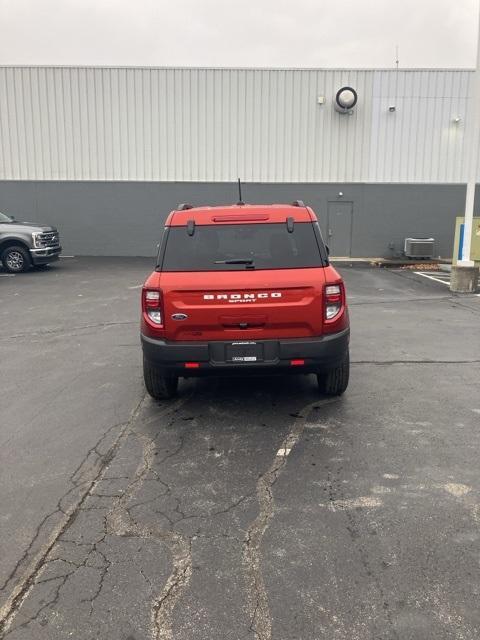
[[30, 247, 62, 265], [141, 329, 349, 377]]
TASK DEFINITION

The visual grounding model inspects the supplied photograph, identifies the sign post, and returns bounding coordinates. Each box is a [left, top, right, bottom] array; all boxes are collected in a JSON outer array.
[[451, 6, 480, 292]]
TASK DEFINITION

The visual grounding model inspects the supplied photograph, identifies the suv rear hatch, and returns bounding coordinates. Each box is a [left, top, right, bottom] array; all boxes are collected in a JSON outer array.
[[158, 220, 328, 341]]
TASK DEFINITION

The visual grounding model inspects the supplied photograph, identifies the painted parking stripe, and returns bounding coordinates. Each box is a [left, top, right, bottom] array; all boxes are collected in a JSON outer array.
[[414, 271, 450, 287]]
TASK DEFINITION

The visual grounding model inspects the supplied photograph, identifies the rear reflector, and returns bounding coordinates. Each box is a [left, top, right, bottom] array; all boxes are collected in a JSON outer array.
[[185, 362, 200, 369], [290, 359, 305, 366]]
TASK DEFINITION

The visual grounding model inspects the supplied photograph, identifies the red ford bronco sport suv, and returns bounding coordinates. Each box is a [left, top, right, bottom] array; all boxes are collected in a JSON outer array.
[[141, 202, 349, 399]]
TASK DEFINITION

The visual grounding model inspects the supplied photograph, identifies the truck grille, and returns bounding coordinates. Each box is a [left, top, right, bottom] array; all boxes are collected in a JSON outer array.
[[40, 232, 60, 247]]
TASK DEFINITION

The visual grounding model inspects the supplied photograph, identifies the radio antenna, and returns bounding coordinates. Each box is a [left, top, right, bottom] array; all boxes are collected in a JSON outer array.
[[237, 178, 245, 205]]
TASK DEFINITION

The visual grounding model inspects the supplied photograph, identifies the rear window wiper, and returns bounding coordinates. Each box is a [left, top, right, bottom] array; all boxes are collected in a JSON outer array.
[[214, 258, 254, 265]]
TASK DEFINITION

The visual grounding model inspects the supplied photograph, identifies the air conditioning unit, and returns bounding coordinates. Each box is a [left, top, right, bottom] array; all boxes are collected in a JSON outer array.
[[404, 238, 435, 259]]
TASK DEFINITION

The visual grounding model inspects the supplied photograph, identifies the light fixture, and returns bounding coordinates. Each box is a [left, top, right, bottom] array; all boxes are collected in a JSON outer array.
[[388, 105, 396, 113], [334, 87, 358, 114], [452, 116, 461, 124]]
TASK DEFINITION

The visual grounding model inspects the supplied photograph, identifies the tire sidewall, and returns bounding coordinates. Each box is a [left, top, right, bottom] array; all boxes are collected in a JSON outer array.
[[318, 351, 350, 396], [1, 246, 31, 273], [143, 356, 178, 399]]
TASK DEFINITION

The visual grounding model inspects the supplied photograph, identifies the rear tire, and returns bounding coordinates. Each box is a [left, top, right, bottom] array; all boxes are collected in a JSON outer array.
[[143, 357, 178, 400], [317, 352, 350, 396], [1, 245, 31, 273]]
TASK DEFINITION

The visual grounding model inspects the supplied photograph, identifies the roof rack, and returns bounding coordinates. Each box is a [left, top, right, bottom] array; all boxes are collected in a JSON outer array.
[[291, 200, 305, 207], [177, 203, 193, 210]]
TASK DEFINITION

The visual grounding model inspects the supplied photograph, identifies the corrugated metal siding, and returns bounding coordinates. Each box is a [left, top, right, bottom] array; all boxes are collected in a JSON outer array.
[[0, 66, 475, 183], [368, 70, 471, 182]]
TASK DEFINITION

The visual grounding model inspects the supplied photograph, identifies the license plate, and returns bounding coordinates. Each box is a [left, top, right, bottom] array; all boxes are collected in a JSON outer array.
[[226, 341, 263, 363]]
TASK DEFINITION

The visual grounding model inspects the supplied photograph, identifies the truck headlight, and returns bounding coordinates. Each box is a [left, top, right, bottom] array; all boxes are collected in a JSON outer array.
[[32, 232, 45, 248]]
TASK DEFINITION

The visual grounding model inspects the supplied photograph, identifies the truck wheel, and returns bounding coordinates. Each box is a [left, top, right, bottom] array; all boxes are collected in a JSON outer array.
[[317, 352, 350, 396], [143, 357, 178, 400], [1, 245, 31, 273]]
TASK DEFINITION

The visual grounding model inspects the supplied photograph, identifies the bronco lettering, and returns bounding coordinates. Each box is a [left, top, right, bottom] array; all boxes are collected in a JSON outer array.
[[203, 292, 283, 301]]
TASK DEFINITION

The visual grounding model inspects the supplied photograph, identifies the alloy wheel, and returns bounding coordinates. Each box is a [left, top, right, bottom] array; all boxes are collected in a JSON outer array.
[[6, 250, 25, 271]]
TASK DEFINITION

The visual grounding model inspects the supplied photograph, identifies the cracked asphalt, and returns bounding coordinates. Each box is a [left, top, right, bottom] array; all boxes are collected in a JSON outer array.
[[1, 257, 480, 640]]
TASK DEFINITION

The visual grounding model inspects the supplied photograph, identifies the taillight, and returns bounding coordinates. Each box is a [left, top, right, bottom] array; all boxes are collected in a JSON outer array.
[[143, 288, 163, 327], [324, 283, 344, 321], [290, 359, 305, 366]]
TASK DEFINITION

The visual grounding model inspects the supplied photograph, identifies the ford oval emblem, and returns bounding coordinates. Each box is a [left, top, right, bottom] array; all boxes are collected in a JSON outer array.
[[172, 313, 188, 321]]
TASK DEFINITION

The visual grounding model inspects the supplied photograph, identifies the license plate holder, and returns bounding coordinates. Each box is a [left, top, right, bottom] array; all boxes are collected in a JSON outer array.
[[226, 341, 263, 363]]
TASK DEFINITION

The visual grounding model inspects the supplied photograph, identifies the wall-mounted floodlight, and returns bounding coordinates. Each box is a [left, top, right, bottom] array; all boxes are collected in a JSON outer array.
[[388, 105, 396, 113], [334, 86, 358, 114], [452, 116, 461, 124]]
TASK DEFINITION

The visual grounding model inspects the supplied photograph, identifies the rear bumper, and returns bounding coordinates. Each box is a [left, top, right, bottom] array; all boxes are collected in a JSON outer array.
[[30, 246, 62, 265], [141, 328, 349, 377]]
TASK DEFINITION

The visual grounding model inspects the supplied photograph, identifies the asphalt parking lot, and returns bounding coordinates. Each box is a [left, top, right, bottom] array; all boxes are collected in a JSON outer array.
[[1, 258, 480, 640]]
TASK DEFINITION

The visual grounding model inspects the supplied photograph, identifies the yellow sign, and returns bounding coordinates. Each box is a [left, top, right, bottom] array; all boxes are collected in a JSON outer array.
[[452, 217, 480, 264]]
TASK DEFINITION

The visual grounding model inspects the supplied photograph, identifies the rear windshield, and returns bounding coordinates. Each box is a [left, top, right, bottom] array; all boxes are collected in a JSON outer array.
[[160, 222, 326, 271]]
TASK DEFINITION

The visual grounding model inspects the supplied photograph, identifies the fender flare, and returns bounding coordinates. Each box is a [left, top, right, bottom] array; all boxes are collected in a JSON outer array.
[[0, 235, 31, 254]]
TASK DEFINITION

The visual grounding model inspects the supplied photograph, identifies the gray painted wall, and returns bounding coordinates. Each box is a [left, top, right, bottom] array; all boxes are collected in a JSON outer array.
[[0, 180, 474, 258]]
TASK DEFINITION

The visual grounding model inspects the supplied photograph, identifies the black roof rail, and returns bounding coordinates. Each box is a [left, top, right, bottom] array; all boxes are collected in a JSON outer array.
[[291, 200, 305, 207], [177, 203, 193, 211]]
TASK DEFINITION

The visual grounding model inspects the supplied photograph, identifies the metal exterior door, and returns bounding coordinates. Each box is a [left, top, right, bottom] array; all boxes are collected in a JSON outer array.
[[327, 202, 353, 257]]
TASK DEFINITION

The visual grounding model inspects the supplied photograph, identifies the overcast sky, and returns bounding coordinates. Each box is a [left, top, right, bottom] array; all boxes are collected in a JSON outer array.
[[0, 0, 478, 68]]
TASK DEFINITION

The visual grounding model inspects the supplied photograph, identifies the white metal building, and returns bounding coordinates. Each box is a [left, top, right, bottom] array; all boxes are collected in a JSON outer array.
[[0, 66, 476, 256]]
